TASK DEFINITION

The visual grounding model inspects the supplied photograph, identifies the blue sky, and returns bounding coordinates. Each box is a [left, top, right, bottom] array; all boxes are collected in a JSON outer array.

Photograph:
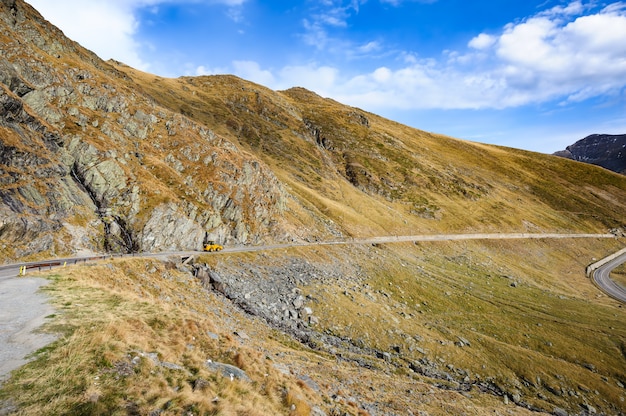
[[28, 0, 626, 153]]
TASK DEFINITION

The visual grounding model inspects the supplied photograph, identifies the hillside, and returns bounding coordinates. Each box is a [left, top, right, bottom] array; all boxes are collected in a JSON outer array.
[[1, 1, 626, 415], [113, 66, 626, 241], [2, 0, 626, 261], [3, 238, 626, 416]]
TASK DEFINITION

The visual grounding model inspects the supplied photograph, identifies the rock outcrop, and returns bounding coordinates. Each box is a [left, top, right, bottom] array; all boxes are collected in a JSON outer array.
[[0, 0, 287, 260], [554, 134, 626, 174], [0, 76, 100, 258]]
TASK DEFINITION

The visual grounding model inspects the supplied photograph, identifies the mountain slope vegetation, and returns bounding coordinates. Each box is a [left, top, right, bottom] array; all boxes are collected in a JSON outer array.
[[2, 0, 626, 259], [119, 65, 626, 240], [1, 1, 626, 415]]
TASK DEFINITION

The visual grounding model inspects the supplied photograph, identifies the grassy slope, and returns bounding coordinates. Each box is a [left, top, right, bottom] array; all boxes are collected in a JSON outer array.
[[200, 238, 626, 414], [2, 237, 625, 415], [1, 260, 311, 415], [113, 65, 626, 241], [0, 257, 521, 416]]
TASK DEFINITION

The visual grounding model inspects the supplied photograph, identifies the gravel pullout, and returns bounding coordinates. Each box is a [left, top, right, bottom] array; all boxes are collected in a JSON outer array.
[[0, 275, 56, 385]]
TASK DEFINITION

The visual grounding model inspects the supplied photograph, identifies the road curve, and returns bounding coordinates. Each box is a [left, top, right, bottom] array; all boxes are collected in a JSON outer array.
[[590, 250, 626, 303]]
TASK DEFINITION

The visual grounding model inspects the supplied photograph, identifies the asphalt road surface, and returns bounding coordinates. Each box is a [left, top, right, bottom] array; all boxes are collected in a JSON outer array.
[[590, 250, 626, 303], [0, 232, 622, 384]]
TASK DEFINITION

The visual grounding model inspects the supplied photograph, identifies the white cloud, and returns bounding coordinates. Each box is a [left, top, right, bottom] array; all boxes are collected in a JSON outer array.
[[301, 1, 376, 52], [195, 65, 229, 75], [301, 18, 331, 49], [372, 67, 392, 83], [468, 33, 496, 50], [358, 41, 382, 54], [28, 0, 148, 69], [497, 17, 557, 67], [27, 0, 249, 70], [537, 0, 585, 18], [276, 65, 339, 92], [492, 3, 626, 105], [232, 61, 276, 86]]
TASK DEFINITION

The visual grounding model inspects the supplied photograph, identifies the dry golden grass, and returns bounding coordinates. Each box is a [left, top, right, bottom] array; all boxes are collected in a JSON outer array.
[[4, 242, 611, 414], [283, 389, 312, 416], [199, 238, 626, 414], [0, 259, 321, 415], [112, 63, 626, 243]]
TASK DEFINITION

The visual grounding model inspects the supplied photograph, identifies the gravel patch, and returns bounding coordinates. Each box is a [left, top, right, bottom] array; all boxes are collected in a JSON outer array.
[[0, 275, 56, 385]]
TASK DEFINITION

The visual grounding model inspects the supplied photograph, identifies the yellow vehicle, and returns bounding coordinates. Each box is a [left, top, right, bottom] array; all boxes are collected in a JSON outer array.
[[203, 241, 223, 252]]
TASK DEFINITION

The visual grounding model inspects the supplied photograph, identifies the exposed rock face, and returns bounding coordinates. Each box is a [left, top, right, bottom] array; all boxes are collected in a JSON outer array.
[[554, 134, 626, 174], [139, 203, 205, 252], [0, 0, 287, 260], [0, 78, 100, 257]]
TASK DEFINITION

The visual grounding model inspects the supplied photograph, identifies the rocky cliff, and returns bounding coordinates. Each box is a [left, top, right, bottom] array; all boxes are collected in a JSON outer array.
[[0, 0, 287, 260], [554, 134, 626, 174]]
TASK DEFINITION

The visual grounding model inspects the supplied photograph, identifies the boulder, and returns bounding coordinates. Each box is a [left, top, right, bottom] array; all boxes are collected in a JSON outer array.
[[205, 360, 251, 382]]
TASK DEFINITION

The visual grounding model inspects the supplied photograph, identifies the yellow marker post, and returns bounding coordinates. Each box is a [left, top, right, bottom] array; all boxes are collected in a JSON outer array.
[[63, 261, 67, 267]]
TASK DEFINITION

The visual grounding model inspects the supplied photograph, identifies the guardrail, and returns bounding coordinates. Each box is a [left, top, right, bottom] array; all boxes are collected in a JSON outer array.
[[12, 251, 203, 277], [585, 247, 626, 277], [17, 253, 143, 276], [19, 256, 103, 276]]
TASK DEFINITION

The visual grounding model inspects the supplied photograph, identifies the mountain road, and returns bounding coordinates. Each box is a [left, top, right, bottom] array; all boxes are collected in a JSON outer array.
[[590, 249, 626, 303], [1, 232, 624, 384]]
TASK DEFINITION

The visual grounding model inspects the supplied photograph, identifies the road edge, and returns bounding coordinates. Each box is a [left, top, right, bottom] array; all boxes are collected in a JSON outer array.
[[587, 247, 626, 303]]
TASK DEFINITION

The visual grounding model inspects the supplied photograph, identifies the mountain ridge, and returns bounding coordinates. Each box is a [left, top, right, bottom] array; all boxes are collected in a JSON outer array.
[[554, 133, 626, 175], [2, 0, 626, 262]]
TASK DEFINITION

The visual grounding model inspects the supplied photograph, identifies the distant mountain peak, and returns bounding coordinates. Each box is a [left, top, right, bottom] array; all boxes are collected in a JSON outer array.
[[554, 134, 626, 174]]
